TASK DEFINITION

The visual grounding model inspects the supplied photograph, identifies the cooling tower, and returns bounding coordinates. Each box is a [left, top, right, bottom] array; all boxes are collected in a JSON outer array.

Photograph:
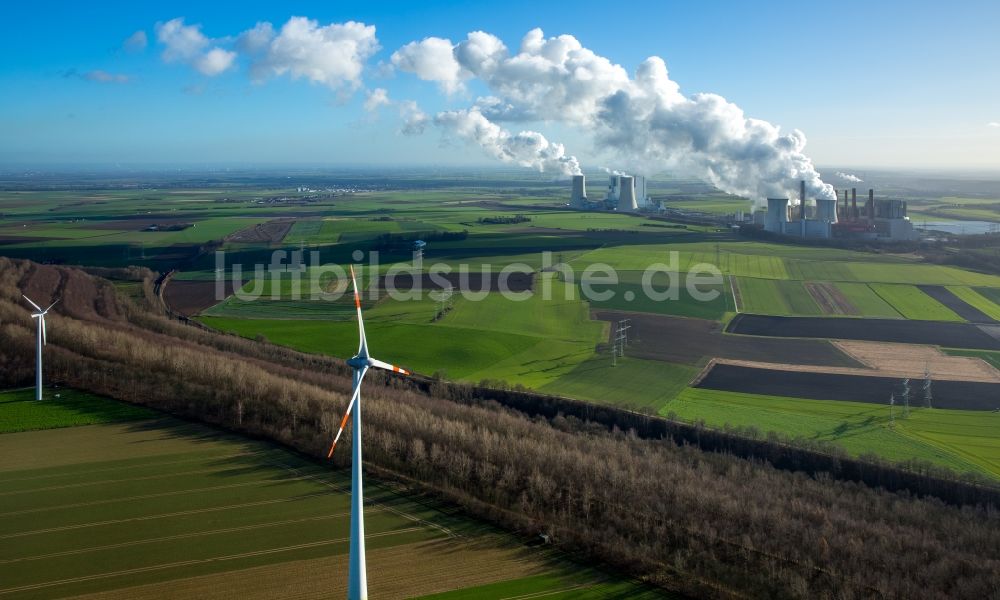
[[765, 198, 789, 233], [617, 176, 637, 212], [816, 198, 838, 222], [570, 174, 587, 208]]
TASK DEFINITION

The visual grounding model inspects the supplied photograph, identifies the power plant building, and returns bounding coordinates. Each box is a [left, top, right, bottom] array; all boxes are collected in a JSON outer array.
[[763, 181, 915, 241], [569, 173, 652, 211]]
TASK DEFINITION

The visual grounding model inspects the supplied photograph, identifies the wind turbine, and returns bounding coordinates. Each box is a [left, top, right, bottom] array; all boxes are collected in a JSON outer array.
[[22, 295, 58, 401], [327, 265, 408, 600]]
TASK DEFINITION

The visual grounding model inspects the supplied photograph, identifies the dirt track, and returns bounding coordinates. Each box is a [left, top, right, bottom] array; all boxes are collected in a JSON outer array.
[[727, 314, 1000, 350]]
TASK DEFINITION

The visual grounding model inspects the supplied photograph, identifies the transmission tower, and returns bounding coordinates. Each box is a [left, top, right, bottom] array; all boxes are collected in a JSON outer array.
[[901, 378, 910, 418], [923, 366, 933, 408], [613, 318, 630, 366]]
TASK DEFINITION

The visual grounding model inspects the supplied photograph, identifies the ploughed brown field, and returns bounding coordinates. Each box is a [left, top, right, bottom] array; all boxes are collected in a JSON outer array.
[[727, 314, 1000, 350], [593, 311, 861, 367], [805, 282, 859, 315], [162, 279, 245, 316]]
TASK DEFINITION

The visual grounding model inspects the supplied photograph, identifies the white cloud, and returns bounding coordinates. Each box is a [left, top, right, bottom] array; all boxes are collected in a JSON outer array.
[[989, 122, 1000, 128], [155, 18, 235, 77], [82, 70, 131, 84], [123, 30, 147, 53], [364, 87, 391, 112], [156, 18, 208, 62], [391, 37, 466, 94], [249, 17, 378, 90], [195, 48, 237, 76], [399, 100, 428, 135], [237, 22, 275, 54]]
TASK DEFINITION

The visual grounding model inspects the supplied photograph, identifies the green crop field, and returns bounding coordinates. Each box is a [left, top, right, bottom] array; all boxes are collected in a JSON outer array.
[[665, 389, 1000, 479], [0, 388, 156, 433], [0, 397, 668, 600], [734, 277, 822, 316], [541, 356, 697, 411], [832, 282, 903, 318], [868, 283, 965, 321], [201, 274, 607, 388]]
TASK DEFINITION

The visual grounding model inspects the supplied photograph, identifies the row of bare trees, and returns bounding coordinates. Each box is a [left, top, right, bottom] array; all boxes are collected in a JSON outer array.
[[1, 258, 998, 598]]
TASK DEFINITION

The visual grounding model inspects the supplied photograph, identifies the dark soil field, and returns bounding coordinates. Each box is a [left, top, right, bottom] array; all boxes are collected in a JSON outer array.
[[727, 314, 1000, 350], [594, 311, 862, 367], [696, 363, 1000, 410], [162, 279, 238, 316], [377, 271, 534, 293], [919, 285, 995, 323]]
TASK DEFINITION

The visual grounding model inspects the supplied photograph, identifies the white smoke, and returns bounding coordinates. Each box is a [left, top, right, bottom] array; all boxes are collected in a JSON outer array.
[[836, 171, 863, 183], [391, 28, 835, 202], [434, 109, 581, 176]]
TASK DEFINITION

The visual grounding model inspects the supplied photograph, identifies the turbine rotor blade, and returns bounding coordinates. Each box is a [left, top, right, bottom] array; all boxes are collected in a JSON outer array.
[[326, 367, 368, 459], [369, 358, 409, 375], [22, 295, 42, 312], [349, 265, 368, 357], [44, 298, 60, 313]]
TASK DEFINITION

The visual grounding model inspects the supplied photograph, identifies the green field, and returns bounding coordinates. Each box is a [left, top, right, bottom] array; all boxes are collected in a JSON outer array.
[[868, 283, 965, 321], [734, 277, 822, 316], [832, 282, 903, 318], [0, 397, 669, 599], [581, 271, 731, 320], [541, 356, 697, 411], [0, 388, 156, 433], [665, 389, 1000, 478]]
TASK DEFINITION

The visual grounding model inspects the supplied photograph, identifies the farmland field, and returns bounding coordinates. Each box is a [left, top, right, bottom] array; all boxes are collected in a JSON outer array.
[[735, 277, 822, 316], [665, 388, 1000, 478], [0, 399, 669, 599], [946, 286, 1000, 321], [869, 284, 965, 321], [0, 388, 155, 433]]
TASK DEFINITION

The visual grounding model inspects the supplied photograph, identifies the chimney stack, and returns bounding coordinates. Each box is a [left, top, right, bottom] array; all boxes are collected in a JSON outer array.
[[868, 189, 875, 221], [851, 188, 858, 220], [800, 180, 806, 220]]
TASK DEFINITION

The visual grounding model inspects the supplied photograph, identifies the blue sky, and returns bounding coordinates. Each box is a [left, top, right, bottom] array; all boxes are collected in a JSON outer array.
[[1, 0, 998, 171]]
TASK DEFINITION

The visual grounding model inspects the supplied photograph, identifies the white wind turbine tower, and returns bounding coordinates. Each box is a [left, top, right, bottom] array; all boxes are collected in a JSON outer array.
[[327, 266, 409, 600], [22, 295, 58, 401]]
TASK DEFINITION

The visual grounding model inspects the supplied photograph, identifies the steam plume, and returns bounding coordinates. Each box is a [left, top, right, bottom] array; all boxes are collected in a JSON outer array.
[[393, 28, 834, 201]]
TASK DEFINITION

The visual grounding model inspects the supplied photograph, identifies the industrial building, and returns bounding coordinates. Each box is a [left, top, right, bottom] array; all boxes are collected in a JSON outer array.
[[568, 173, 650, 212], [761, 181, 915, 241]]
